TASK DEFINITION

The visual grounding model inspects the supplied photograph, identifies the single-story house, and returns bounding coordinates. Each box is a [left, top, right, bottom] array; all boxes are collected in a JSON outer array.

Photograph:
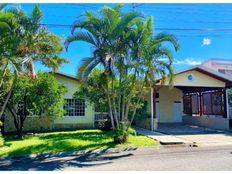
[[136, 65, 232, 131], [4, 72, 96, 133], [3, 64, 232, 133]]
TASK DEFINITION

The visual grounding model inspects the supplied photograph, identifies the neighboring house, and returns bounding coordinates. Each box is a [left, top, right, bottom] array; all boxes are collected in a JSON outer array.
[[202, 58, 232, 77], [136, 65, 232, 131], [4, 72, 96, 133]]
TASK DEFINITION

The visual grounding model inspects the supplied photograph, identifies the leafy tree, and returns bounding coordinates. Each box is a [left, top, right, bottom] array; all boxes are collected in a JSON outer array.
[[0, 5, 69, 120], [74, 69, 108, 113], [65, 5, 179, 143], [7, 72, 66, 138]]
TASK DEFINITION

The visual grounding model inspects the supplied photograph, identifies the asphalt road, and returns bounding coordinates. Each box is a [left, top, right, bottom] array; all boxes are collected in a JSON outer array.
[[1, 145, 232, 171]]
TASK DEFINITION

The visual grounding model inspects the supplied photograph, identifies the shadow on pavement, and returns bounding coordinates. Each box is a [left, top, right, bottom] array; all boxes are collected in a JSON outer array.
[[0, 151, 134, 171]]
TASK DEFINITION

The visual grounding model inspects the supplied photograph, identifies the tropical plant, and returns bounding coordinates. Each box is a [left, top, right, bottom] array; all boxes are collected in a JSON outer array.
[[0, 5, 69, 121], [74, 68, 109, 113], [65, 5, 142, 130], [66, 5, 179, 143], [7, 72, 66, 139]]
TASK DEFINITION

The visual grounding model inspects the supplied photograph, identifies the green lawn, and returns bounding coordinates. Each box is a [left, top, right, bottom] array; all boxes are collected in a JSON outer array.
[[0, 129, 159, 157]]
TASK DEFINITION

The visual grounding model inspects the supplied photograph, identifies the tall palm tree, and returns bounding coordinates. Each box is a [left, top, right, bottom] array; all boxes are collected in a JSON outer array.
[[12, 5, 68, 79], [65, 5, 142, 81], [65, 5, 142, 129]]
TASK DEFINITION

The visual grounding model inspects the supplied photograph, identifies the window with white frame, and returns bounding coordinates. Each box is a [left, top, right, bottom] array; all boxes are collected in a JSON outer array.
[[63, 99, 85, 116]]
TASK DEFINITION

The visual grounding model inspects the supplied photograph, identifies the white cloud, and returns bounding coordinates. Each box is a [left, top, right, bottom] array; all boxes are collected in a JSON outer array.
[[158, 57, 169, 61], [158, 57, 202, 66], [201, 37, 212, 47], [174, 58, 202, 66]]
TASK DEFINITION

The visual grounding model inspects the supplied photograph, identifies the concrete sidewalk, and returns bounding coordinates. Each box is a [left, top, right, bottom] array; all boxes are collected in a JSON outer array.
[[134, 127, 193, 145]]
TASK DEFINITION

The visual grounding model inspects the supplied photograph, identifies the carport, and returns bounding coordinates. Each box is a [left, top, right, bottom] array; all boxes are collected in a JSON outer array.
[[140, 65, 232, 132]]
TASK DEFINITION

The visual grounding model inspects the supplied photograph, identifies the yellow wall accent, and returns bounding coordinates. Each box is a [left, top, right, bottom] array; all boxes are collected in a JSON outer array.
[[144, 87, 182, 123], [4, 114, 53, 132], [158, 86, 183, 123], [163, 70, 226, 87], [4, 73, 95, 133], [53, 74, 95, 128]]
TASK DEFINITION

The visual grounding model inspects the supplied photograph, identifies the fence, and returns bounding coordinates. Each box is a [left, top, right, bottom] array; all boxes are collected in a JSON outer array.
[[94, 112, 108, 121]]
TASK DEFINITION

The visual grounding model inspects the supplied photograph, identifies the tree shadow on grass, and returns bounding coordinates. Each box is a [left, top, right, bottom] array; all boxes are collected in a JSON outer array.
[[2, 139, 117, 156], [1, 130, 116, 155], [37, 130, 113, 142], [0, 130, 138, 170]]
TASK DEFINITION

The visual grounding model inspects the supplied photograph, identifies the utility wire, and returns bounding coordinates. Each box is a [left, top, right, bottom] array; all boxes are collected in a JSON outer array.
[[40, 23, 232, 31]]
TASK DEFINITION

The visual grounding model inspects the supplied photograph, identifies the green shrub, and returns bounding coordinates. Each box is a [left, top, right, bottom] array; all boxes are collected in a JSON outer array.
[[113, 124, 137, 144], [0, 121, 3, 147], [113, 127, 128, 144], [128, 127, 137, 136], [0, 136, 3, 147]]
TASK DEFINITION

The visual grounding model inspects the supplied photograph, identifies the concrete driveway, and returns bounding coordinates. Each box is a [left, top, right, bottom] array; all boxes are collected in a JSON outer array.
[[156, 123, 232, 147]]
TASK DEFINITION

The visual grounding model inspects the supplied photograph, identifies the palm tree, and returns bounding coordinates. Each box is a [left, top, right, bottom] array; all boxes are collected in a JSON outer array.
[[125, 16, 179, 125], [65, 5, 142, 129], [65, 6, 180, 137], [12, 6, 68, 79], [65, 5, 142, 81], [0, 5, 68, 119]]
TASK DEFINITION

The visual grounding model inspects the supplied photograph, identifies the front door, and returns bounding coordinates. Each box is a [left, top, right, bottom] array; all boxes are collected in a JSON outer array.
[[173, 101, 182, 122]]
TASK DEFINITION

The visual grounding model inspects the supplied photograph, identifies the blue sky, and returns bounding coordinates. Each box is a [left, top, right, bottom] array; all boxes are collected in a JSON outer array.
[[12, 3, 232, 75]]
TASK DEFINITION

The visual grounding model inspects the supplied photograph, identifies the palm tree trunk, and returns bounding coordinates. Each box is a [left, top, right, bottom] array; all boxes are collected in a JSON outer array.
[[111, 77, 119, 128], [0, 71, 18, 119], [121, 91, 127, 132], [130, 97, 142, 125], [117, 94, 121, 123], [0, 63, 8, 88], [28, 60, 36, 79], [0, 87, 13, 119], [106, 80, 115, 130]]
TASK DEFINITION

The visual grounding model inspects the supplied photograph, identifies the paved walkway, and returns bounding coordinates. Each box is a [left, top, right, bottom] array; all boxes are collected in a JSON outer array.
[[135, 124, 232, 147], [156, 123, 220, 135], [134, 127, 192, 145]]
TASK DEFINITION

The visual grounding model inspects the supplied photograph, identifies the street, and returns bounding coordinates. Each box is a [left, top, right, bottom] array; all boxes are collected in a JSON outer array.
[[1, 145, 232, 171]]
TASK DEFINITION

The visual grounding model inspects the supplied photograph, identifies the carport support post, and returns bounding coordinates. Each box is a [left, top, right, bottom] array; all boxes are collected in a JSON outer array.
[[151, 88, 154, 131], [226, 88, 230, 120]]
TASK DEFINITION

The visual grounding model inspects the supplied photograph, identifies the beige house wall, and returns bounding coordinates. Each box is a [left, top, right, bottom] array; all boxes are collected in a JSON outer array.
[[158, 86, 183, 123], [53, 74, 95, 129], [162, 70, 226, 87], [4, 114, 53, 132], [4, 73, 95, 133]]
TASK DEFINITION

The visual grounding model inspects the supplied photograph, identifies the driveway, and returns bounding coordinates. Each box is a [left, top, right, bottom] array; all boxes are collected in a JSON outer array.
[[156, 123, 232, 147]]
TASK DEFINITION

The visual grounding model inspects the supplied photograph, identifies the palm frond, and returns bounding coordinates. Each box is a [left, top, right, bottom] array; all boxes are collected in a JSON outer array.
[[154, 32, 180, 51], [65, 31, 97, 51], [30, 5, 42, 32], [155, 47, 174, 64], [77, 57, 95, 81], [42, 56, 69, 72], [112, 10, 143, 38], [0, 4, 9, 11]]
